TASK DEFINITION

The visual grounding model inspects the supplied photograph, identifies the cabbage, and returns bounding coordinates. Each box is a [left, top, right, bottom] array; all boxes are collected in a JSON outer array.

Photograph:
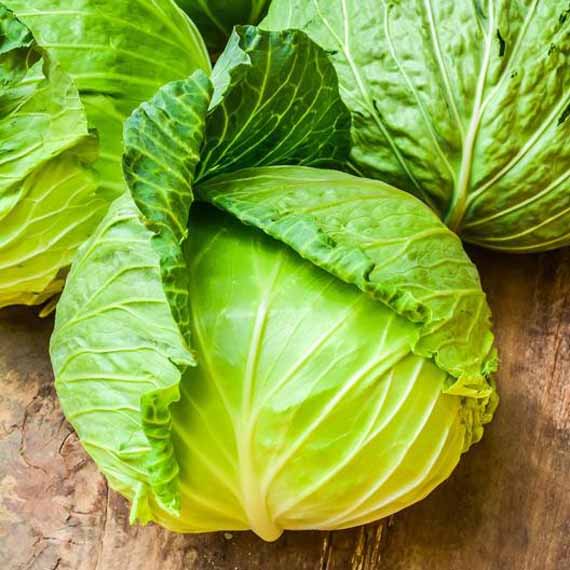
[[176, 0, 270, 52], [0, 0, 210, 308], [0, 6, 98, 308], [263, 1, 570, 252], [50, 28, 497, 540]]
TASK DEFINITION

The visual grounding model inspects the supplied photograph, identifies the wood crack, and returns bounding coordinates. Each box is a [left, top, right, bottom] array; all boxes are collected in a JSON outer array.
[[350, 521, 388, 570], [319, 531, 333, 570], [93, 480, 110, 570], [549, 284, 569, 382]]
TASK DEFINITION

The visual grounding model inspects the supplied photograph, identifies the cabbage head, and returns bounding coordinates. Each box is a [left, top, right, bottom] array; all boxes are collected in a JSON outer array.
[[50, 28, 498, 541], [176, 0, 270, 51], [263, 1, 570, 253], [0, 0, 209, 309]]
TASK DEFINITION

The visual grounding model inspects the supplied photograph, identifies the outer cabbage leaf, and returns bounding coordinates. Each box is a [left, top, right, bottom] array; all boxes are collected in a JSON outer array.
[[196, 26, 351, 181], [124, 70, 213, 344], [0, 6, 101, 308], [263, 1, 570, 252], [197, 166, 497, 398], [176, 0, 270, 52], [50, 193, 195, 522], [4, 0, 211, 198]]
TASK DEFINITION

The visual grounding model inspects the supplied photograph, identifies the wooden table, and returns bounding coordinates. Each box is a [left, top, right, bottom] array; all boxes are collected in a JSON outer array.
[[1, 247, 569, 570]]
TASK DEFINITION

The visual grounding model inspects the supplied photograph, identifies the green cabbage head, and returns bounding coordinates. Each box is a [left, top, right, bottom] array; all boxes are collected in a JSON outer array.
[[0, 0, 209, 309], [263, 0, 570, 252], [50, 28, 498, 541]]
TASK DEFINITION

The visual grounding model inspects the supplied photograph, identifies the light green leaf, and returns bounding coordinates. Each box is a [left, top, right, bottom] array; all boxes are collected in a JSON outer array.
[[5, 0, 211, 198], [50, 193, 194, 522], [0, 6, 99, 308], [263, 0, 570, 252], [52, 70, 213, 520]]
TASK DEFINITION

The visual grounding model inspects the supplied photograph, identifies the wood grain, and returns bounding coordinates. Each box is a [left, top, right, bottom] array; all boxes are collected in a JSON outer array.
[[0, 248, 568, 570]]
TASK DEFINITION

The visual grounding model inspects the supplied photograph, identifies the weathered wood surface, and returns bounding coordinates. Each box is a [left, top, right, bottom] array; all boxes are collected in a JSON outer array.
[[0, 247, 569, 570]]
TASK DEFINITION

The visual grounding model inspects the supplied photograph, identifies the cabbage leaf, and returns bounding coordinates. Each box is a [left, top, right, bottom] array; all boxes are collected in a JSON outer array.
[[198, 167, 497, 396], [196, 26, 351, 181], [0, 6, 100, 308]]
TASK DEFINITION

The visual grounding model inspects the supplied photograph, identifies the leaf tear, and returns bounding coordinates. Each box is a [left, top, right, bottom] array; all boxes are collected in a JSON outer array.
[[496, 29, 506, 57]]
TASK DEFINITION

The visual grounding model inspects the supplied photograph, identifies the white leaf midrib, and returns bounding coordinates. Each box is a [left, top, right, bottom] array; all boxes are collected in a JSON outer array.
[[444, 0, 496, 230], [237, 248, 285, 539]]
